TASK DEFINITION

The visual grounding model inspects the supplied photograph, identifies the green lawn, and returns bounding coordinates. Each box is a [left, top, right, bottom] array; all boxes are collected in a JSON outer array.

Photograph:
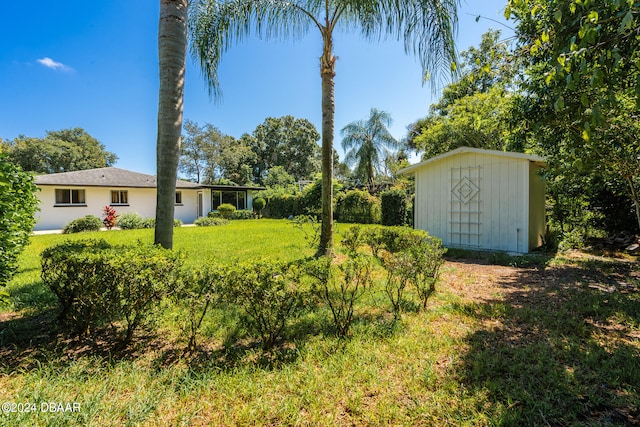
[[1, 219, 638, 426]]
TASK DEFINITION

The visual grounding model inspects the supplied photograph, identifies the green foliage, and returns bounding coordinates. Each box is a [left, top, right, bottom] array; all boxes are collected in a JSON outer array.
[[194, 216, 229, 227], [262, 193, 304, 218], [41, 240, 183, 345], [139, 217, 182, 228], [174, 264, 222, 351], [336, 190, 381, 224], [2, 127, 117, 174], [217, 203, 236, 219], [360, 226, 446, 315], [253, 197, 266, 216], [380, 188, 407, 226], [220, 260, 310, 349], [0, 155, 38, 286], [117, 212, 144, 230], [305, 255, 373, 338], [62, 215, 102, 234], [341, 108, 397, 186], [264, 165, 295, 189]]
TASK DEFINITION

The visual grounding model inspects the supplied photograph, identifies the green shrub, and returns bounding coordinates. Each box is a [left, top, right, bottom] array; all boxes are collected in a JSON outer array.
[[194, 217, 229, 227], [41, 240, 183, 346], [381, 188, 407, 226], [0, 155, 38, 287], [291, 214, 320, 248], [62, 215, 102, 234], [221, 261, 309, 350], [174, 264, 223, 351], [361, 226, 446, 315], [117, 212, 144, 230], [263, 193, 304, 218], [217, 203, 236, 219], [336, 189, 381, 224], [305, 255, 373, 338], [140, 217, 182, 228], [230, 209, 255, 220], [253, 197, 266, 216]]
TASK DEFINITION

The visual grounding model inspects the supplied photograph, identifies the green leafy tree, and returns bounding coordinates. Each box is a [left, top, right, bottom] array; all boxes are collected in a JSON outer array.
[[179, 119, 219, 183], [0, 155, 38, 289], [155, 0, 188, 249], [2, 128, 117, 174], [507, 0, 640, 231], [264, 166, 296, 189], [190, 0, 459, 257], [407, 30, 521, 158], [248, 116, 321, 183], [341, 108, 398, 187]]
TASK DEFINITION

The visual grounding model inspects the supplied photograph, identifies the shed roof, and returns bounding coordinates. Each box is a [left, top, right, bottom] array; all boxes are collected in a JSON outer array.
[[398, 147, 546, 175], [35, 167, 202, 189]]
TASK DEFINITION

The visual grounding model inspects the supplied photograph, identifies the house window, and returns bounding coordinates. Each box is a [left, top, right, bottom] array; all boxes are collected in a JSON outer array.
[[111, 190, 129, 205], [175, 191, 183, 205], [55, 189, 86, 206], [212, 190, 247, 210]]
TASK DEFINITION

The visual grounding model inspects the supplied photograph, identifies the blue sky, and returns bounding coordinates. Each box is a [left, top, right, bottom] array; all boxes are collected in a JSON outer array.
[[0, 0, 514, 175]]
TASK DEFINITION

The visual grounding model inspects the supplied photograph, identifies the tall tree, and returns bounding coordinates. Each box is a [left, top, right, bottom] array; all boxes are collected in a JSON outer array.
[[341, 108, 398, 187], [2, 128, 117, 174], [190, 0, 458, 256], [155, 0, 188, 249], [249, 116, 320, 183]]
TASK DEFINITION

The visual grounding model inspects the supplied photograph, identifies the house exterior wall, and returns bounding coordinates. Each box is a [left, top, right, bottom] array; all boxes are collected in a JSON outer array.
[[414, 151, 541, 253], [34, 186, 201, 230], [528, 164, 546, 250]]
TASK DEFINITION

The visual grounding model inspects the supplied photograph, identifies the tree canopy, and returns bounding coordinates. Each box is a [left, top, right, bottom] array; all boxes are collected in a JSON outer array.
[[1, 128, 118, 174]]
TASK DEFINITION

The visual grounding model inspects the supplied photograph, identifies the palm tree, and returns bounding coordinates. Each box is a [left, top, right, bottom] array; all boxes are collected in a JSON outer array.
[[341, 108, 397, 188], [190, 0, 459, 256], [155, 0, 188, 249]]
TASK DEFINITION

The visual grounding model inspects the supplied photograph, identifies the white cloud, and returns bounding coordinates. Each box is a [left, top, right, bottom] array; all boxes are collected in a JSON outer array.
[[37, 57, 72, 72]]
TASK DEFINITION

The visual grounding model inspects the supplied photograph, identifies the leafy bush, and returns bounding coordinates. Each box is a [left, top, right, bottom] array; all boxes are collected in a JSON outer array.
[[262, 193, 304, 218], [305, 255, 373, 338], [62, 215, 102, 234], [230, 209, 255, 220], [140, 217, 182, 228], [335, 189, 381, 224], [253, 197, 266, 216], [361, 226, 446, 315], [380, 188, 407, 226], [41, 240, 183, 346], [174, 264, 222, 351], [0, 156, 38, 287], [221, 261, 309, 349], [194, 217, 229, 227], [102, 205, 119, 229], [217, 203, 236, 219], [117, 212, 144, 230]]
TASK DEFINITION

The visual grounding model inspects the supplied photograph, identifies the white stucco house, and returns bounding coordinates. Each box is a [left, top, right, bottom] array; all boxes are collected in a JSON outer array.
[[33, 167, 265, 231], [399, 147, 546, 254]]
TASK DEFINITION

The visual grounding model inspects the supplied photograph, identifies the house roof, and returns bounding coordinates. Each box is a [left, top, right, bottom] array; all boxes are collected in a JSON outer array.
[[34, 167, 202, 189], [397, 147, 546, 175]]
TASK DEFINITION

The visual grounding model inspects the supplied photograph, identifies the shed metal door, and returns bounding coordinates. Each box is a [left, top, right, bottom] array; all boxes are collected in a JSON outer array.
[[449, 166, 482, 248]]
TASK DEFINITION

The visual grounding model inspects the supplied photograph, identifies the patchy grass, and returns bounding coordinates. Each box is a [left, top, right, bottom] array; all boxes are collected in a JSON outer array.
[[0, 220, 638, 426]]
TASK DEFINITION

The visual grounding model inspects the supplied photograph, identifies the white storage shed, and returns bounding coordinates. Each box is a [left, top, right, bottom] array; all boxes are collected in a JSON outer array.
[[399, 147, 546, 254]]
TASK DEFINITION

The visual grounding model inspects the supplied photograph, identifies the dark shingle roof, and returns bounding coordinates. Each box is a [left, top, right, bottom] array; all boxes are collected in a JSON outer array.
[[34, 167, 201, 189]]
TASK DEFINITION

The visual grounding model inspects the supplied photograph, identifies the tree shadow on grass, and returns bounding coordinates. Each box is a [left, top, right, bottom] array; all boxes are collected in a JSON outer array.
[[456, 260, 639, 425]]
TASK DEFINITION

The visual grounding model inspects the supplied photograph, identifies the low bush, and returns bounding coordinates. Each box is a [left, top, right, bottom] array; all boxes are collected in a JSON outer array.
[[305, 255, 373, 338], [253, 197, 266, 217], [194, 217, 229, 227], [291, 215, 320, 249], [102, 205, 119, 230], [217, 203, 236, 219], [41, 240, 183, 346], [62, 215, 102, 234], [221, 261, 310, 350], [117, 212, 144, 230], [230, 209, 255, 220], [174, 264, 223, 351], [262, 193, 304, 218], [140, 217, 182, 228]]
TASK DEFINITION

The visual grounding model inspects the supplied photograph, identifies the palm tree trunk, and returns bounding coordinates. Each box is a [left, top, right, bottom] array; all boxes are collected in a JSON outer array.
[[155, 0, 187, 249], [317, 29, 336, 257]]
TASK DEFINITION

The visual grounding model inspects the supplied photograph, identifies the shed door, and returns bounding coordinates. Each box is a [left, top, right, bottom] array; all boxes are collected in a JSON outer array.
[[449, 166, 482, 248]]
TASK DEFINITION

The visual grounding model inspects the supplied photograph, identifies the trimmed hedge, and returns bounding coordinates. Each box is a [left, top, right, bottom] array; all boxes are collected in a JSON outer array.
[[62, 215, 102, 234], [381, 188, 407, 226], [41, 240, 183, 346], [335, 190, 381, 224]]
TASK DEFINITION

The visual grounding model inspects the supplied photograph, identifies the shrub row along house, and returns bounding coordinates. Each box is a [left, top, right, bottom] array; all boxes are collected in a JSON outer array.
[[33, 167, 264, 231]]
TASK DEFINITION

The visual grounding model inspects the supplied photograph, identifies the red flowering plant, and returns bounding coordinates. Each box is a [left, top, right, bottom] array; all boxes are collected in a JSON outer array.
[[102, 206, 119, 230]]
